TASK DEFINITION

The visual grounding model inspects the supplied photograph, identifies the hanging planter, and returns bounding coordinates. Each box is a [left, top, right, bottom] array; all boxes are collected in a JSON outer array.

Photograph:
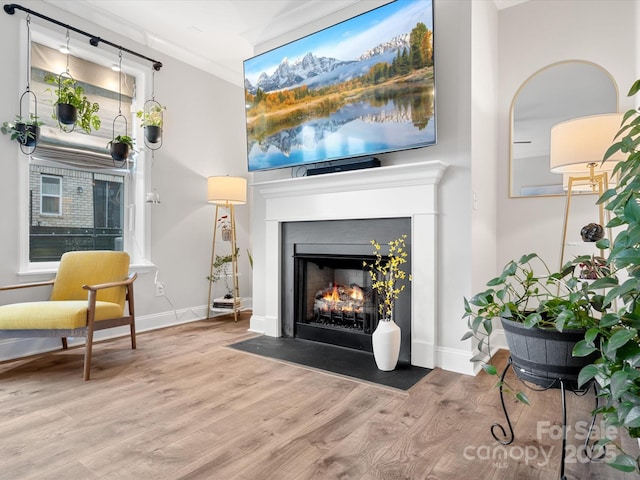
[[1, 17, 41, 154], [43, 72, 101, 134], [56, 102, 77, 126], [107, 51, 134, 166], [137, 99, 165, 149], [15, 121, 40, 147], [1, 114, 41, 150], [43, 31, 100, 134], [107, 132, 134, 163]]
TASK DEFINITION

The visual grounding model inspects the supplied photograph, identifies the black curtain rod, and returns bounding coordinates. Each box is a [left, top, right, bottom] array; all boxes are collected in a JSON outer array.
[[3, 3, 163, 71]]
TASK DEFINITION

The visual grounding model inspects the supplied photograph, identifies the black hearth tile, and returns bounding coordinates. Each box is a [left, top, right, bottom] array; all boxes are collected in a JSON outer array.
[[228, 336, 431, 390]]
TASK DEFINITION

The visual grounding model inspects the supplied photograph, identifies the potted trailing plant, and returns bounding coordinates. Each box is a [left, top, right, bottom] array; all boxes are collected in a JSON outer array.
[[462, 253, 602, 400], [44, 73, 101, 133], [1, 114, 42, 147], [136, 104, 165, 144], [575, 254, 610, 280], [207, 248, 239, 300], [365, 234, 411, 371], [107, 135, 134, 162], [571, 78, 640, 473]]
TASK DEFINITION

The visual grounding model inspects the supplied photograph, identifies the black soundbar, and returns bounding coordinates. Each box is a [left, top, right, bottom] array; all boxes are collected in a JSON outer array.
[[307, 158, 380, 176]]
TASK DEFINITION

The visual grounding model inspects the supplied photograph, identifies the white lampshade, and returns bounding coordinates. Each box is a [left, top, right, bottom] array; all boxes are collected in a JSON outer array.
[[207, 176, 247, 205], [550, 113, 625, 175]]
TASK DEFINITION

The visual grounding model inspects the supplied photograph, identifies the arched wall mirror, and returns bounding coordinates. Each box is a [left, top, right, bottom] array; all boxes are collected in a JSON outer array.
[[510, 61, 618, 197]]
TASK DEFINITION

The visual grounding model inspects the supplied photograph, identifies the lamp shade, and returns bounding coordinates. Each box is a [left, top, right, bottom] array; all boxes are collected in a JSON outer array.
[[550, 113, 625, 174], [207, 176, 247, 205]]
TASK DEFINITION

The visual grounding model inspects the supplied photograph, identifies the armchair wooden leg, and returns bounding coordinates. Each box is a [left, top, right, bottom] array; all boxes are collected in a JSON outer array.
[[130, 323, 137, 349], [127, 285, 136, 350], [61, 337, 68, 349], [83, 329, 94, 381]]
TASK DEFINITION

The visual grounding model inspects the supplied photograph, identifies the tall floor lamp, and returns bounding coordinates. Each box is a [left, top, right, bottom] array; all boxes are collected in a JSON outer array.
[[549, 113, 624, 268], [207, 175, 247, 321]]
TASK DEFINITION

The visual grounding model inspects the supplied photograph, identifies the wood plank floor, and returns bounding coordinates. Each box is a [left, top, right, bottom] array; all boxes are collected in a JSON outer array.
[[0, 312, 636, 479]]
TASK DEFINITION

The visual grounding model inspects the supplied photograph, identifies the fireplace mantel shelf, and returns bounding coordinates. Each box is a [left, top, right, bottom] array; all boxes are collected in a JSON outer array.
[[252, 161, 448, 198]]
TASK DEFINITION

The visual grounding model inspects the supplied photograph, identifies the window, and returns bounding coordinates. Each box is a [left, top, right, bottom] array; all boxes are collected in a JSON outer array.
[[94, 178, 123, 230], [29, 164, 126, 262], [40, 175, 61, 215], [19, 27, 151, 270]]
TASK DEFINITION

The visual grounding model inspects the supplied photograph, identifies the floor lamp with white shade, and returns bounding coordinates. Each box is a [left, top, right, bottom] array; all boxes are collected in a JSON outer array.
[[206, 175, 247, 321], [550, 113, 625, 268]]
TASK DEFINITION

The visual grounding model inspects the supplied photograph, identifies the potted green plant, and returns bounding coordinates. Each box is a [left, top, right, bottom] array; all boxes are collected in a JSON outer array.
[[107, 135, 134, 162], [136, 104, 165, 144], [576, 254, 610, 280], [1, 114, 42, 147], [365, 234, 411, 371], [207, 248, 239, 300], [462, 253, 603, 400], [571, 78, 640, 473], [44, 73, 101, 133]]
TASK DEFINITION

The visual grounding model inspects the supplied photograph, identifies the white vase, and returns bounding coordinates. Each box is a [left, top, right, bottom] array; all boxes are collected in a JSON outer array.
[[372, 319, 401, 371]]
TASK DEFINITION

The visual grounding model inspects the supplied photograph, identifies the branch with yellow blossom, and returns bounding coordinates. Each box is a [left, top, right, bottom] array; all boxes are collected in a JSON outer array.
[[365, 234, 412, 320]]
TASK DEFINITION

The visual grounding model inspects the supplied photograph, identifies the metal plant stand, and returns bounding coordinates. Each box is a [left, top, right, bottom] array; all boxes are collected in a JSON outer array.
[[491, 356, 604, 480]]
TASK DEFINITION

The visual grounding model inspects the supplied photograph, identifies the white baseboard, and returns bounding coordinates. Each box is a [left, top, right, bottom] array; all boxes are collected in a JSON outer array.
[[440, 327, 508, 376]]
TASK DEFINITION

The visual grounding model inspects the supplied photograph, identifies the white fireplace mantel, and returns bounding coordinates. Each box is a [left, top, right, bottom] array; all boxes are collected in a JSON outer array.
[[251, 160, 448, 369]]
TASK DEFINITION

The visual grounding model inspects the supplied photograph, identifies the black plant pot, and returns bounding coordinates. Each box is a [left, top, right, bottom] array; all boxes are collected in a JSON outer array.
[[501, 317, 598, 389], [15, 123, 40, 147], [110, 142, 130, 161], [57, 103, 78, 125], [145, 125, 161, 144]]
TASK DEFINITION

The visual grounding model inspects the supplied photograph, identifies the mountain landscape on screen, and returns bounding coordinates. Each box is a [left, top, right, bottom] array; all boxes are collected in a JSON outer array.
[[243, 0, 435, 172]]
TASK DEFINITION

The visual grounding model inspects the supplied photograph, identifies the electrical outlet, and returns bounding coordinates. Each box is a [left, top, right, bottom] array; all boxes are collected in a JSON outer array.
[[155, 281, 165, 296]]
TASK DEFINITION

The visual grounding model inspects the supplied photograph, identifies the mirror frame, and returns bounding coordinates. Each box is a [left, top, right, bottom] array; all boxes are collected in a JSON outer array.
[[509, 60, 619, 198]]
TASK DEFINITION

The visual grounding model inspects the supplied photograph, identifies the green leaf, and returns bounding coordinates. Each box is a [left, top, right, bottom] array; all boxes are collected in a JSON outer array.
[[518, 253, 537, 264], [515, 391, 530, 405], [610, 370, 632, 399], [597, 187, 618, 204], [608, 453, 638, 472], [523, 312, 542, 328], [590, 277, 618, 289], [604, 279, 638, 306], [578, 364, 599, 388], [483, 319, 493, 336], [460, 331, 474, 341], [573, 340, 597, 357], [608, 328, 637, 353], [624, 194, 640, 223], [482, 364, 497, 376], [625, 406, 640, 428], [585, 327, 599, 345], [628, 79, 640, 96], [600, 313, 620, 328], [470, 352, 487, 363]]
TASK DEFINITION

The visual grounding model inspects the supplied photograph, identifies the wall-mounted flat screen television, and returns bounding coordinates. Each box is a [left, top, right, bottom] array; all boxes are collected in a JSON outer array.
[[243, 0, 435, 172]]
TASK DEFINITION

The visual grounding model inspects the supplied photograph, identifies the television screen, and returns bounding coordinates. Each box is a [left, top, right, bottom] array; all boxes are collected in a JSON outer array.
[[243, 0, 435, 172]]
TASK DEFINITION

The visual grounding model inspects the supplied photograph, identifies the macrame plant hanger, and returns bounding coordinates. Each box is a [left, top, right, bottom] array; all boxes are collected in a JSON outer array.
[[109, 49, 130, 168], [143, 68, 163, 152], [18, 14, 39, 154], [56, 30, 76, 133]]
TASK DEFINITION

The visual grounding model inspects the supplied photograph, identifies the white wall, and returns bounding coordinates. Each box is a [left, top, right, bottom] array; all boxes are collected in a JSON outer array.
[[0, 0, 251, 359]]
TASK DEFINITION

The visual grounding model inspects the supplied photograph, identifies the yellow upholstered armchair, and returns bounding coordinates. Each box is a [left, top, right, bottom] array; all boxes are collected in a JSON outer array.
[[0, 250, 137, 380]]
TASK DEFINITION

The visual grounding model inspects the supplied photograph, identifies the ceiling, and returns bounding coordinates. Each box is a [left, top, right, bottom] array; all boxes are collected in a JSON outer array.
[[44, 0, 527, 87]]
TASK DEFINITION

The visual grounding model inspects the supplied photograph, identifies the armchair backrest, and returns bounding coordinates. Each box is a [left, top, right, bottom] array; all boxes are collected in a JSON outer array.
[[49, 251, 131, 309]]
